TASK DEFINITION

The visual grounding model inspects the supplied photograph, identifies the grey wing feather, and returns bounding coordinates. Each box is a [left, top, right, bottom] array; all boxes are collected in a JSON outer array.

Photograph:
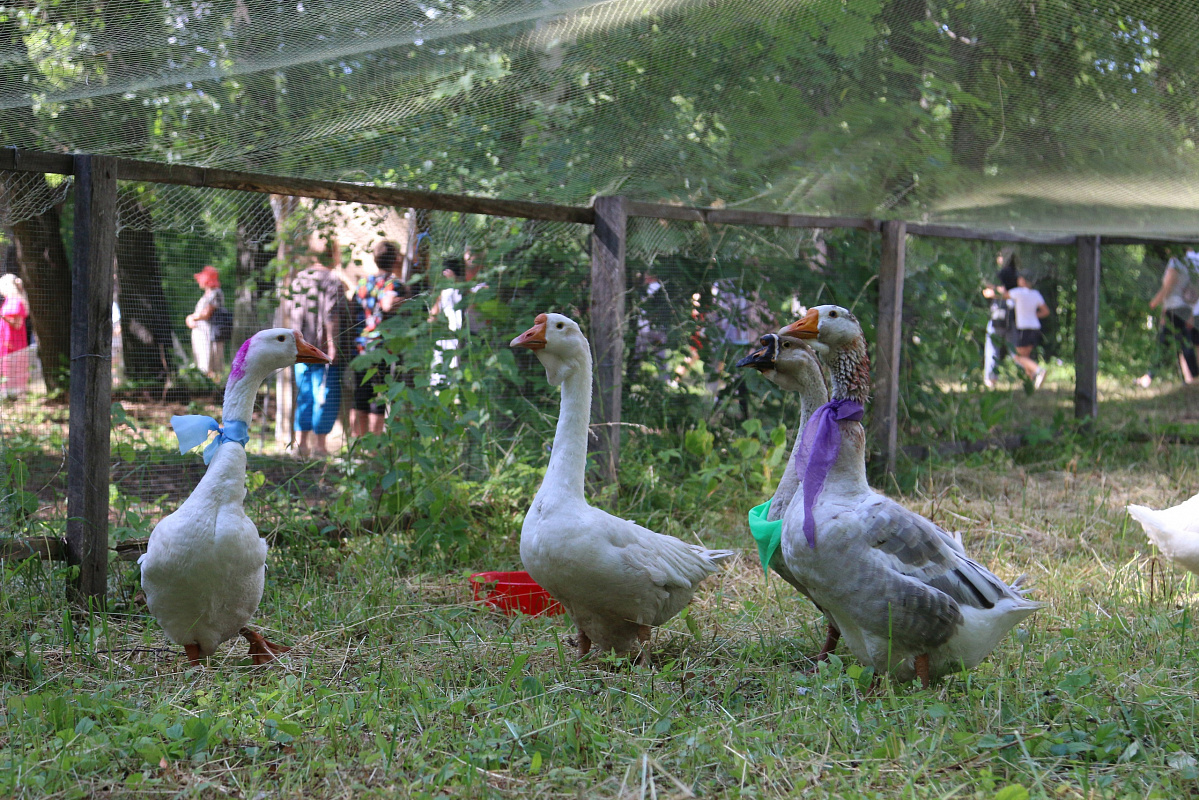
[[863, 498, 1014, 611], [878, 584, 963, 650]]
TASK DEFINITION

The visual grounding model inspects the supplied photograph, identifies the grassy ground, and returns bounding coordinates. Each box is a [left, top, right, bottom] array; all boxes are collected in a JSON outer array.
[[3, 380, 1199, 798]]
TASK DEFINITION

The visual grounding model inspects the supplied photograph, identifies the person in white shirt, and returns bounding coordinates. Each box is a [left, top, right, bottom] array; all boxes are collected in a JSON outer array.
[[1148, 244, 1199, 383], [1004, 272, 1050, 389], [429, 256, 465, 387], [981, 247, 1019, 388]]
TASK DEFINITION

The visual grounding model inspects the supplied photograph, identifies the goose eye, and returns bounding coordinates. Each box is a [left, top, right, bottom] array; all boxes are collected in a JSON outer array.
[[829, 310, 838, 318], [277, 335, 286, 342], [782, 341, 791, 348], [556, 322, 564, 329]]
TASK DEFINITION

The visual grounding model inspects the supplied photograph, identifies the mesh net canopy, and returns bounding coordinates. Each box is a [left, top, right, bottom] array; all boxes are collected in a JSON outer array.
[[0, 0, 1197, 234]]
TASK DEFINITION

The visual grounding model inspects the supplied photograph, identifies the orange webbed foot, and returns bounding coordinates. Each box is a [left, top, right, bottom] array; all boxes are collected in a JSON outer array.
[[241, 627, 291, 666]]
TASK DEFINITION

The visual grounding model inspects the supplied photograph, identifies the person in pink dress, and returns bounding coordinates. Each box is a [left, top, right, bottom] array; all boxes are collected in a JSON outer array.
[[0, 273, 30, 397]]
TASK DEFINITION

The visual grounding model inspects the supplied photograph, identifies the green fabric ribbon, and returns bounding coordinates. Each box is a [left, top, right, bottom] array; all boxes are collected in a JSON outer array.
[[748, 499, 782, 577]]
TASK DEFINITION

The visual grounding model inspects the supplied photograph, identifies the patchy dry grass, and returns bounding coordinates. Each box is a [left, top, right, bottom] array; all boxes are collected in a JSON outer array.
[[4, 384, 1199, 798]]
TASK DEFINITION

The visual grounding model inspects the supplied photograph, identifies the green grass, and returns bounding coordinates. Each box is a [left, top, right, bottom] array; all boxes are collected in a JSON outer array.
[[4, 384, 1199, 798]]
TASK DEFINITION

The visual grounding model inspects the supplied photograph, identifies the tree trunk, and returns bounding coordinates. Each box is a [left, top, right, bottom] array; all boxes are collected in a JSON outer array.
[[271, 193, 299, 444], [945, 6, 985, 172], [234, 193, 277, 348], [0, 10, 72, 393], [114, 190, 176, 386], [8, 179, 72, 394]]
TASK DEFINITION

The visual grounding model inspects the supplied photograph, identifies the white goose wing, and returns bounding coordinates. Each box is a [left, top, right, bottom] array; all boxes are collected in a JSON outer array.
[[589, 507, 734, 624]]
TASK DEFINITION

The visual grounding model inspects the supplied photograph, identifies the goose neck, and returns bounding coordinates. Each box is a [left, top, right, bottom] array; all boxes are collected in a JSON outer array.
[[542, 359, 592, 499], [222, 360, 269, 424], [798, 381, 829, 423], [830, 338, 871, 405], [827, 420, 870, 491], [769, 379, 829, 518]]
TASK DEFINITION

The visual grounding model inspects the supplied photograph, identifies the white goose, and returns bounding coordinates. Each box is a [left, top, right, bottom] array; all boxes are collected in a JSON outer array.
[[140, 328, 330, 666], [511, 312, 735, 663], [1129, 493, 1199, 576], [778, 305, 1042, 686]]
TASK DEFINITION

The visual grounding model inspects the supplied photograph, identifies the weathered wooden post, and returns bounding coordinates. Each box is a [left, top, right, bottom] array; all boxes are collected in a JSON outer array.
[[1074, 235, 1101, 420], [67, 154, 117, 607], [872, 220, 906, 478], [589, 196, 627, 486]]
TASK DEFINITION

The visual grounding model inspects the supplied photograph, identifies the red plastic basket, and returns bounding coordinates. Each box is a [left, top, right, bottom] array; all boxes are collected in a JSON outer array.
[[469, 571, 564, 616]]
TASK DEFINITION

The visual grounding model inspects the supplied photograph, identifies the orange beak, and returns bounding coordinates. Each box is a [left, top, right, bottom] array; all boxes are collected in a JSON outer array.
[[511, 314, 548, 350], [780, 308, 820, 340], [294, 330, 332, 364]]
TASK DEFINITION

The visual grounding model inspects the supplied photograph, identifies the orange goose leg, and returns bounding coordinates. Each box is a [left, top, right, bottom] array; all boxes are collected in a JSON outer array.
[[915, 653, 931, 689], [801, 624, 842, 673], [183, 643, 204, 667], [576, 630, 592, 659], [241, 627, 291, 665], [817, 625, 841, 659], [636, 625, 652, 667]]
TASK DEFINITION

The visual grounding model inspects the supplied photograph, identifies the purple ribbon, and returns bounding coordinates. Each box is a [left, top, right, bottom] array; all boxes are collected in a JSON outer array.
[[793, 399, 865, 548]]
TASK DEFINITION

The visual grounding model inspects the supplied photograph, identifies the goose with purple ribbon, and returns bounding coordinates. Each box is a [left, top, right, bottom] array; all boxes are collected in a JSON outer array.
[[778, 305, 1042, 687], [140, 328, 330, 667], [736, 333, 843, 666]]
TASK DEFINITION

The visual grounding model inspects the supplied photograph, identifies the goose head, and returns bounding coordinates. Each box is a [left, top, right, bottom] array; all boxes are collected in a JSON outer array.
[[781, 305, 862, 354], [780, 305, 870, 403], [735, 333, 826, 397], [511, 312, 590, 387], [224, 328, 330, 421], [229, 328, 330, 385]]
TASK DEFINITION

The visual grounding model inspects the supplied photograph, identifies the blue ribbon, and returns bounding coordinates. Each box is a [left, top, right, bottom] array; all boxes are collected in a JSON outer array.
[[793, 399, 865, 548], [171, 416, 250, 465]]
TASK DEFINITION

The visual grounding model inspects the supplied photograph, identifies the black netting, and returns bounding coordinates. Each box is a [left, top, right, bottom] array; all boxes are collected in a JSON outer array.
[[2, 1, 1198, 234]]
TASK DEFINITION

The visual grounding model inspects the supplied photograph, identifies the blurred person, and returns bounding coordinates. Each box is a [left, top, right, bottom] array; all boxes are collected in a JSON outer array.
[[632, 271, 671, 381], [981, 247, 1019, 388], [111, 299, 124, 385], [186, 265, 225, 381], [285, 232, 348, 458], [461, 244, 489, 336], [429, 254, 467, 386], [711, 276, 773, 415], [0, 273, 30, 398], [1004, 271, 1050, 390], [352, 240, 409, 435], [1148, 244, 1199, 384]]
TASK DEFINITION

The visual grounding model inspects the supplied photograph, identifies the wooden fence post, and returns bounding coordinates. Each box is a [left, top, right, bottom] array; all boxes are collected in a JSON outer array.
[[1074, 235, 1101, 420], [589, 196, 627, 487], [872, 220, 906, 478], [67, 154, 117, 607]]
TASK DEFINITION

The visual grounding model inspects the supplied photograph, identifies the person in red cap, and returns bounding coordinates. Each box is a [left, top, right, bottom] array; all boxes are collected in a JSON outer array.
[[186, 264, 226, 381]]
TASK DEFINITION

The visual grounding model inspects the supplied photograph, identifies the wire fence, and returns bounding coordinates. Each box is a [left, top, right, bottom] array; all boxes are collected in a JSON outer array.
[[0, 161, 1176, 596]]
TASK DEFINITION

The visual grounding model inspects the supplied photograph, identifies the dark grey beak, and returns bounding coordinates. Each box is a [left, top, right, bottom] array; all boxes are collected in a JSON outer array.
[[735, 334, 779, 372]]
